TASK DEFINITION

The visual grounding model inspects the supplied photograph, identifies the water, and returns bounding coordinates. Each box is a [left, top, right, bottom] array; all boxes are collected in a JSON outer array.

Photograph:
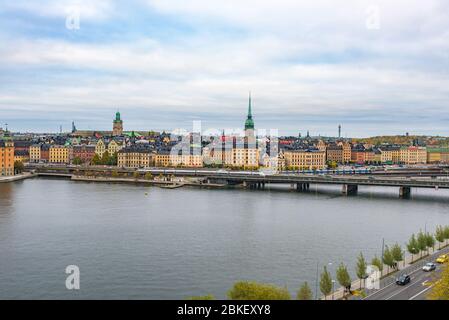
[[1, 178, 449, 299]]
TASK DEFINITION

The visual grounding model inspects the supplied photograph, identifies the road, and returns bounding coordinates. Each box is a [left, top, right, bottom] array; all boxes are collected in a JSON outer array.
[[364, 247, 449, 300]]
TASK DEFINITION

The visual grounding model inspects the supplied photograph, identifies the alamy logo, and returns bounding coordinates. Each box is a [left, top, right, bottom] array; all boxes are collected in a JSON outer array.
[[365, 265, 381, 290], [65, 265, 80, 290]]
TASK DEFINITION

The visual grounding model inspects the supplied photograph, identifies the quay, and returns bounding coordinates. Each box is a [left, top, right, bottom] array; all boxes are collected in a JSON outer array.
[[25, 164, 449, 199]]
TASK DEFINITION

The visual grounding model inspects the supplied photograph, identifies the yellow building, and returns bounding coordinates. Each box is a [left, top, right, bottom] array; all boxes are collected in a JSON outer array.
[[49, 145, 70, 164], [14, 150, 29, 163], [225, 148, 260, 169], [95, 139, 107, 158], [170, 154, 203, 168], [117, 145, 153, 168], [283, 150, 326, 170], [0, 138, 14, 176], [154, 152, 171, 167], [108, 139, 123, 155], [427, 148, 449, 164], [29, 145, 41, 163], [400, 146, 427, 164]]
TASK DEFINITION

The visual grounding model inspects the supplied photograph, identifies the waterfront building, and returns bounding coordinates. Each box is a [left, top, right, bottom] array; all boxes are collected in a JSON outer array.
[[113, 111, 124, 136], [107, 139, 124, 155], [72, 145, 96, 164], [95, 139, 107, 158], [326, 143, 344, 163], [14, 150, 29, 163], [154, 150, 171, 167], [118, 144, 153, 168], [378, 146, 401, 164], [95, 138, 124, 158], [40, 144, 50, 163], [0, 134, 14, 176], [225, 147, 260, 169], [427, 148, 449, 164], [399, 146, 427, 164], [29, 144, 41, 163], [283, 149, 326, 170], [49, 145, 70, 164]]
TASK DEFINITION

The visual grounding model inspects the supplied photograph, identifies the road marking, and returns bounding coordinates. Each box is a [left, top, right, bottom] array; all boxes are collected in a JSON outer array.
[[409, 285, 433, 300]]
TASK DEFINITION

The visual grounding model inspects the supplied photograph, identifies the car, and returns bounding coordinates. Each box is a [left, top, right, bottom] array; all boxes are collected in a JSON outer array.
[[396, 274, 411, 286], [436, 254, 449, 264], [423, 262, 437, 272]]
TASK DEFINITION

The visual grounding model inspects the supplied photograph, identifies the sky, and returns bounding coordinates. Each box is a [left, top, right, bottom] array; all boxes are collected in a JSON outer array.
[[0, 0, 449, 137]]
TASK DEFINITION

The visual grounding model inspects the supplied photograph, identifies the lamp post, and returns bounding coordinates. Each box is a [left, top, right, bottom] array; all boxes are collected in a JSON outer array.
[[332, 280, 336, 300]]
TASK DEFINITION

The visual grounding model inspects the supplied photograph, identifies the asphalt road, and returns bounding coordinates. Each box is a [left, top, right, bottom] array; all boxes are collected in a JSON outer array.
[[364, 247, 449, 300]]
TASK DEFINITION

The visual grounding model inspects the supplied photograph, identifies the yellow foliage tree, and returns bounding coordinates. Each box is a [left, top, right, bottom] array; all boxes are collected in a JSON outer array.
[[428, 264, 449, 300]]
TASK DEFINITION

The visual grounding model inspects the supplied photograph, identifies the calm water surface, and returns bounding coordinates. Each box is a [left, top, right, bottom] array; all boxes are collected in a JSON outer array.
[[1, 178, 449, 299]]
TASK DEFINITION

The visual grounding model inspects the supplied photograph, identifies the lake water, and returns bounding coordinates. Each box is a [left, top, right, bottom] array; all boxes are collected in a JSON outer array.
[[1, 178, 449, 299]]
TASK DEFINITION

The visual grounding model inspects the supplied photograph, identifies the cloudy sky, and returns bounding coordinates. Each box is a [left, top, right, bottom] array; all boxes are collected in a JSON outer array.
[[1, 0, 449, 137]]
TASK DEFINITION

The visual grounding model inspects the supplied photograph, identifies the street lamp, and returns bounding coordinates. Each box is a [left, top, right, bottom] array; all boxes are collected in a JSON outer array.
[[332, 280, 336, 300]]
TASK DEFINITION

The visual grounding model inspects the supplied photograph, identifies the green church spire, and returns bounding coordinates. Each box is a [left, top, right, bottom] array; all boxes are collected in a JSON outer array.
[[244, 92, 255, 130]]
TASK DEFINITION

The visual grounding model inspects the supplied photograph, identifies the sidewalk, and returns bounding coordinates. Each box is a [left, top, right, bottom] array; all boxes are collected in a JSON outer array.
[[0, 172, 35, 183], [322, 239, 449, 300]]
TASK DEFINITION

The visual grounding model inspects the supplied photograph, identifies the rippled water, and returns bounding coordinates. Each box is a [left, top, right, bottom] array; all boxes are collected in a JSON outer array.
[[1, 177, 449, 299]]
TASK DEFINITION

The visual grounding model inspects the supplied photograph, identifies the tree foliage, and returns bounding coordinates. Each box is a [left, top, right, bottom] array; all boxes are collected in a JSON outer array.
[[297, 282, 313, 300], [428, 264, 449, 300], [336, 263, 352, 291], [320, 266, 333, 299], [14, 161, 24, 174], [371, 255, 383, 272], [356, 252, 367, 288], [188, 295, 215, 300], [382, 245, 395, 269], [407, 234, 420, 255], [391, 243, 404, 264], [227, 281, 291, 300]]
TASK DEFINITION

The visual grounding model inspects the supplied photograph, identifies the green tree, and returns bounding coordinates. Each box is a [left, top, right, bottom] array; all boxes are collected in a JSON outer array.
[[108, 152, 118, 166], [425, 233, 436, 254], [14, 161, 24, 174], [91, 154, 101, 165], [382, 245, 395, 273], [133, 171, 140, 180], [444, 226, 449, 243], [101, 151, 110, 165], [435, 226, 446, 249], [227, 281, 291, 300], [297, 282, 313, 300], [111, 170, 119, 178], [320, 266, 333, 300], [336, 263, 352, 294], [417, 231, 427, 258], [145, 172, 153, 180], [391, 243, 404, 268], [371, 255, 383, 272], [407, 234, 420, 262], [188, 295, 215, 300], [356, 252, 367, 289], [72, 157, 82, 165]]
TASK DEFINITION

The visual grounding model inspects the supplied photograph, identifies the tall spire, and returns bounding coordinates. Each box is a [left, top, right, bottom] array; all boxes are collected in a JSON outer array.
[[245, 92, 255, 130]]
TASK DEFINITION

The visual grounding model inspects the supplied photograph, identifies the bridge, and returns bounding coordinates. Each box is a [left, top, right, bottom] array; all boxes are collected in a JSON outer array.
[[26, 164, 449, 198]]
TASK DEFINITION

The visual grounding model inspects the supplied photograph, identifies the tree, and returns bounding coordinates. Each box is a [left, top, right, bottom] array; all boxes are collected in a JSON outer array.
[[133, 171, 140, 180], [336, 263, 352, 294], [435, 226, 446, 249], [428, 264, 449, 300], [425, 233, 436, 254], [382, 245, 395, 273], [371, 256, 383, 273], [417, 231, 428, 257], [444, 226, 449, 243], [356, 252, 367, 289], [188, 295, 215, 300], [111, 170, 119, 178], [91, 154, 101, 165], [72, 157, 82, 165], [101, 151, 110, 165], [227, 281, 291, 300], [407, 234, 420, 262], [297, 282, 313, 300], [320, 266, 333, 300], [14, 161, 24, 174], [391, 243, 404, 268], [145, 172, 153, 180]]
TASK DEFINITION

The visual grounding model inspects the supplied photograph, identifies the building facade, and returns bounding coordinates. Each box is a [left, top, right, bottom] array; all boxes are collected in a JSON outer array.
[[113, 111, 124, 136], [49, 145, 70, 164], [0, 138, 14, 176], [283, 150, 326, 170]]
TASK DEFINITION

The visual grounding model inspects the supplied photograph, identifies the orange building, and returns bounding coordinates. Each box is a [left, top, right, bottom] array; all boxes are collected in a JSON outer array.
[[0, 138, 15, 176]]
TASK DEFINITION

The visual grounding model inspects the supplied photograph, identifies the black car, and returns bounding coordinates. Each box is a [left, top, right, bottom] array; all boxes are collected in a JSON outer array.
[[396, 274, 411, 286]]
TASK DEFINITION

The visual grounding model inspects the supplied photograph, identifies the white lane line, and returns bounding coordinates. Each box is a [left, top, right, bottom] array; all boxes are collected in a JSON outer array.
[[408, 285, 433, 300]]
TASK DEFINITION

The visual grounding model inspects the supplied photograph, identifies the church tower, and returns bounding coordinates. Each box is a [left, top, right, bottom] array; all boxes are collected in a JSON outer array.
[[244, 93, 255, 138], [113, 111, 123, 136]]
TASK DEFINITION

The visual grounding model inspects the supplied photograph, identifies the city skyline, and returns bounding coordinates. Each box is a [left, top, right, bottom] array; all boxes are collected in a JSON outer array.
[[1, 1, 449, 136]]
